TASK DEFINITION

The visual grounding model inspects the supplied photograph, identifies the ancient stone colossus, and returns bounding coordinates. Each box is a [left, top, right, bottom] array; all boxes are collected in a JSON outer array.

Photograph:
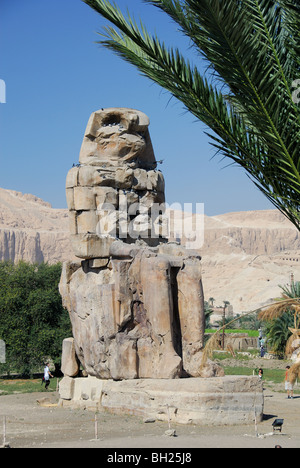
[[59, 108, 223, 380]]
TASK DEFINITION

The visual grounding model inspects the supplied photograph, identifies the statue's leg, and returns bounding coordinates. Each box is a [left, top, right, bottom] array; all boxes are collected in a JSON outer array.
[[139, 255, 182, 379], [177, 258, 206, 377]]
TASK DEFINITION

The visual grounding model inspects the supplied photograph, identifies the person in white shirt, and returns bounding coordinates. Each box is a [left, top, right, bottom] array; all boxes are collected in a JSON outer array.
[[43, 363, 53, 390]]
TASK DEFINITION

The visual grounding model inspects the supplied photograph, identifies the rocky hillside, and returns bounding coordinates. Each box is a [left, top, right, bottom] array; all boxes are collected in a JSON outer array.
[[0, 187, 299, 313], [201, 211, 300, 314], [203, 210, 300, 255], [0, 188, 73, 264]]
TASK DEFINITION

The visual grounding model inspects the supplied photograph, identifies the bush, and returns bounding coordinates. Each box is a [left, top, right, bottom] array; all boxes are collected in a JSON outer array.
[[0, 261, 72, 376]]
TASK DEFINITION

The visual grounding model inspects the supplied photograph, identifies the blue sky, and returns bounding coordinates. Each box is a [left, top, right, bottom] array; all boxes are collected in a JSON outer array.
[[0, 0, 273, 215]]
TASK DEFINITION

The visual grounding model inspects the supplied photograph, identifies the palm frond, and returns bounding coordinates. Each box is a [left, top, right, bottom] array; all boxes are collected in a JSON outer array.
[[285, 331, 300, 357], [288, 362, 300, 385], [280, 281, 300, 299], [82, 0, 300, 230], [201, 298, 300, 368], [258, 298, 300, 321], [277, 0, 300, 63]]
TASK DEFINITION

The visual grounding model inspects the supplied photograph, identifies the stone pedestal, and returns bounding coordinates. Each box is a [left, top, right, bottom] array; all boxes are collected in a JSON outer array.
[[59, 375, 264, 426]]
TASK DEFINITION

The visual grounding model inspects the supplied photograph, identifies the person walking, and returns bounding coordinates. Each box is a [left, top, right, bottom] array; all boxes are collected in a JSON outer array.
[[43, 363, 53, 390], [285, 366, 294, 399]]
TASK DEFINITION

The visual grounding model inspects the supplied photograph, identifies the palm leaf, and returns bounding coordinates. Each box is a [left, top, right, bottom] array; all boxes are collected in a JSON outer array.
[[82, 0, 300, 229]]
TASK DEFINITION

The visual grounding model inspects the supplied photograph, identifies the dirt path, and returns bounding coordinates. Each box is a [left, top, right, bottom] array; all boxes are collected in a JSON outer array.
[[0, 388, 299, 449]]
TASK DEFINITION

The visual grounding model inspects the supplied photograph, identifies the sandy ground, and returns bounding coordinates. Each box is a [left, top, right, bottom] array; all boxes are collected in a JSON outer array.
[[0, 385, 299, 449]]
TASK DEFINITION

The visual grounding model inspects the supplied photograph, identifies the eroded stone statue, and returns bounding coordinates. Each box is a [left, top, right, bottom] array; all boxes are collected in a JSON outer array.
[[59, 108, 223, 380]]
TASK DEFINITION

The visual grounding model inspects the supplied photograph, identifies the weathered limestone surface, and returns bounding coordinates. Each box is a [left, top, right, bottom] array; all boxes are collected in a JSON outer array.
[[60, 245, 218, 380], [60, 108, 223, 381], [59, 375, 264, 426], [58, 107, 265, 425], [65, 108, 165, 257], [61, 338, 80, 378], [60, 108, 223, 380]]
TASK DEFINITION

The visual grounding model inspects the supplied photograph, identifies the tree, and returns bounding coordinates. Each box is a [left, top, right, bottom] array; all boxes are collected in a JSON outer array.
[[82, 0, 300, 230], [221, 301, 230, 349], [264, 312, 294, 356], [204, 300, 213, 328], [0, 261, 71, 376], [259, 281, 300, 357], [235, 311, 263, 331], [280, 280, 300, 299]]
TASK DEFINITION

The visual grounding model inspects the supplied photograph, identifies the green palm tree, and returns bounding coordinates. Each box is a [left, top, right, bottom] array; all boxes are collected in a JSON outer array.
[[265, 312, 294, 356], [280, 280, 300, 299], [260, 280, 300, 356], [204, 301, 213, 328], [82, 0, 300, 229]]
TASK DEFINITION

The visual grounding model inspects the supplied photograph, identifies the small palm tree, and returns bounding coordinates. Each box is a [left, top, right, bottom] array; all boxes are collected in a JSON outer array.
[[260, 280, 300, 356], [264, 312, 294, 356], [281, 280, 300, 299], [82, 0, 300, 230], [204, 301, 213, 328]]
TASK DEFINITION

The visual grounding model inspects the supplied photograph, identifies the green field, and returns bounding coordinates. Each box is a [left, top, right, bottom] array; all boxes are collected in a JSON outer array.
[[222, 366, 299, 394], [0, 378, 57, 396], [205, 329, 259, 337]]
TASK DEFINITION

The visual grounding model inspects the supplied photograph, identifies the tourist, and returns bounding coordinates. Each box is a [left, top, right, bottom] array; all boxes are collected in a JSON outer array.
[[44, 363, 53, 390], [285, 366, 294, 399], [258, 368, 263, 380]]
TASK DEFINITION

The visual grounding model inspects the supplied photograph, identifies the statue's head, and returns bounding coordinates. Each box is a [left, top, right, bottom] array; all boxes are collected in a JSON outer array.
[[79, 108, 156, 168], [66, 107, 167, 259]]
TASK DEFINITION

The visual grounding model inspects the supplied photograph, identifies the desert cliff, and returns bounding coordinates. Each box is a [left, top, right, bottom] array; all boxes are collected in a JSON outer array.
[[0, 187, 299, 314], [0, 187, 73, 264]]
